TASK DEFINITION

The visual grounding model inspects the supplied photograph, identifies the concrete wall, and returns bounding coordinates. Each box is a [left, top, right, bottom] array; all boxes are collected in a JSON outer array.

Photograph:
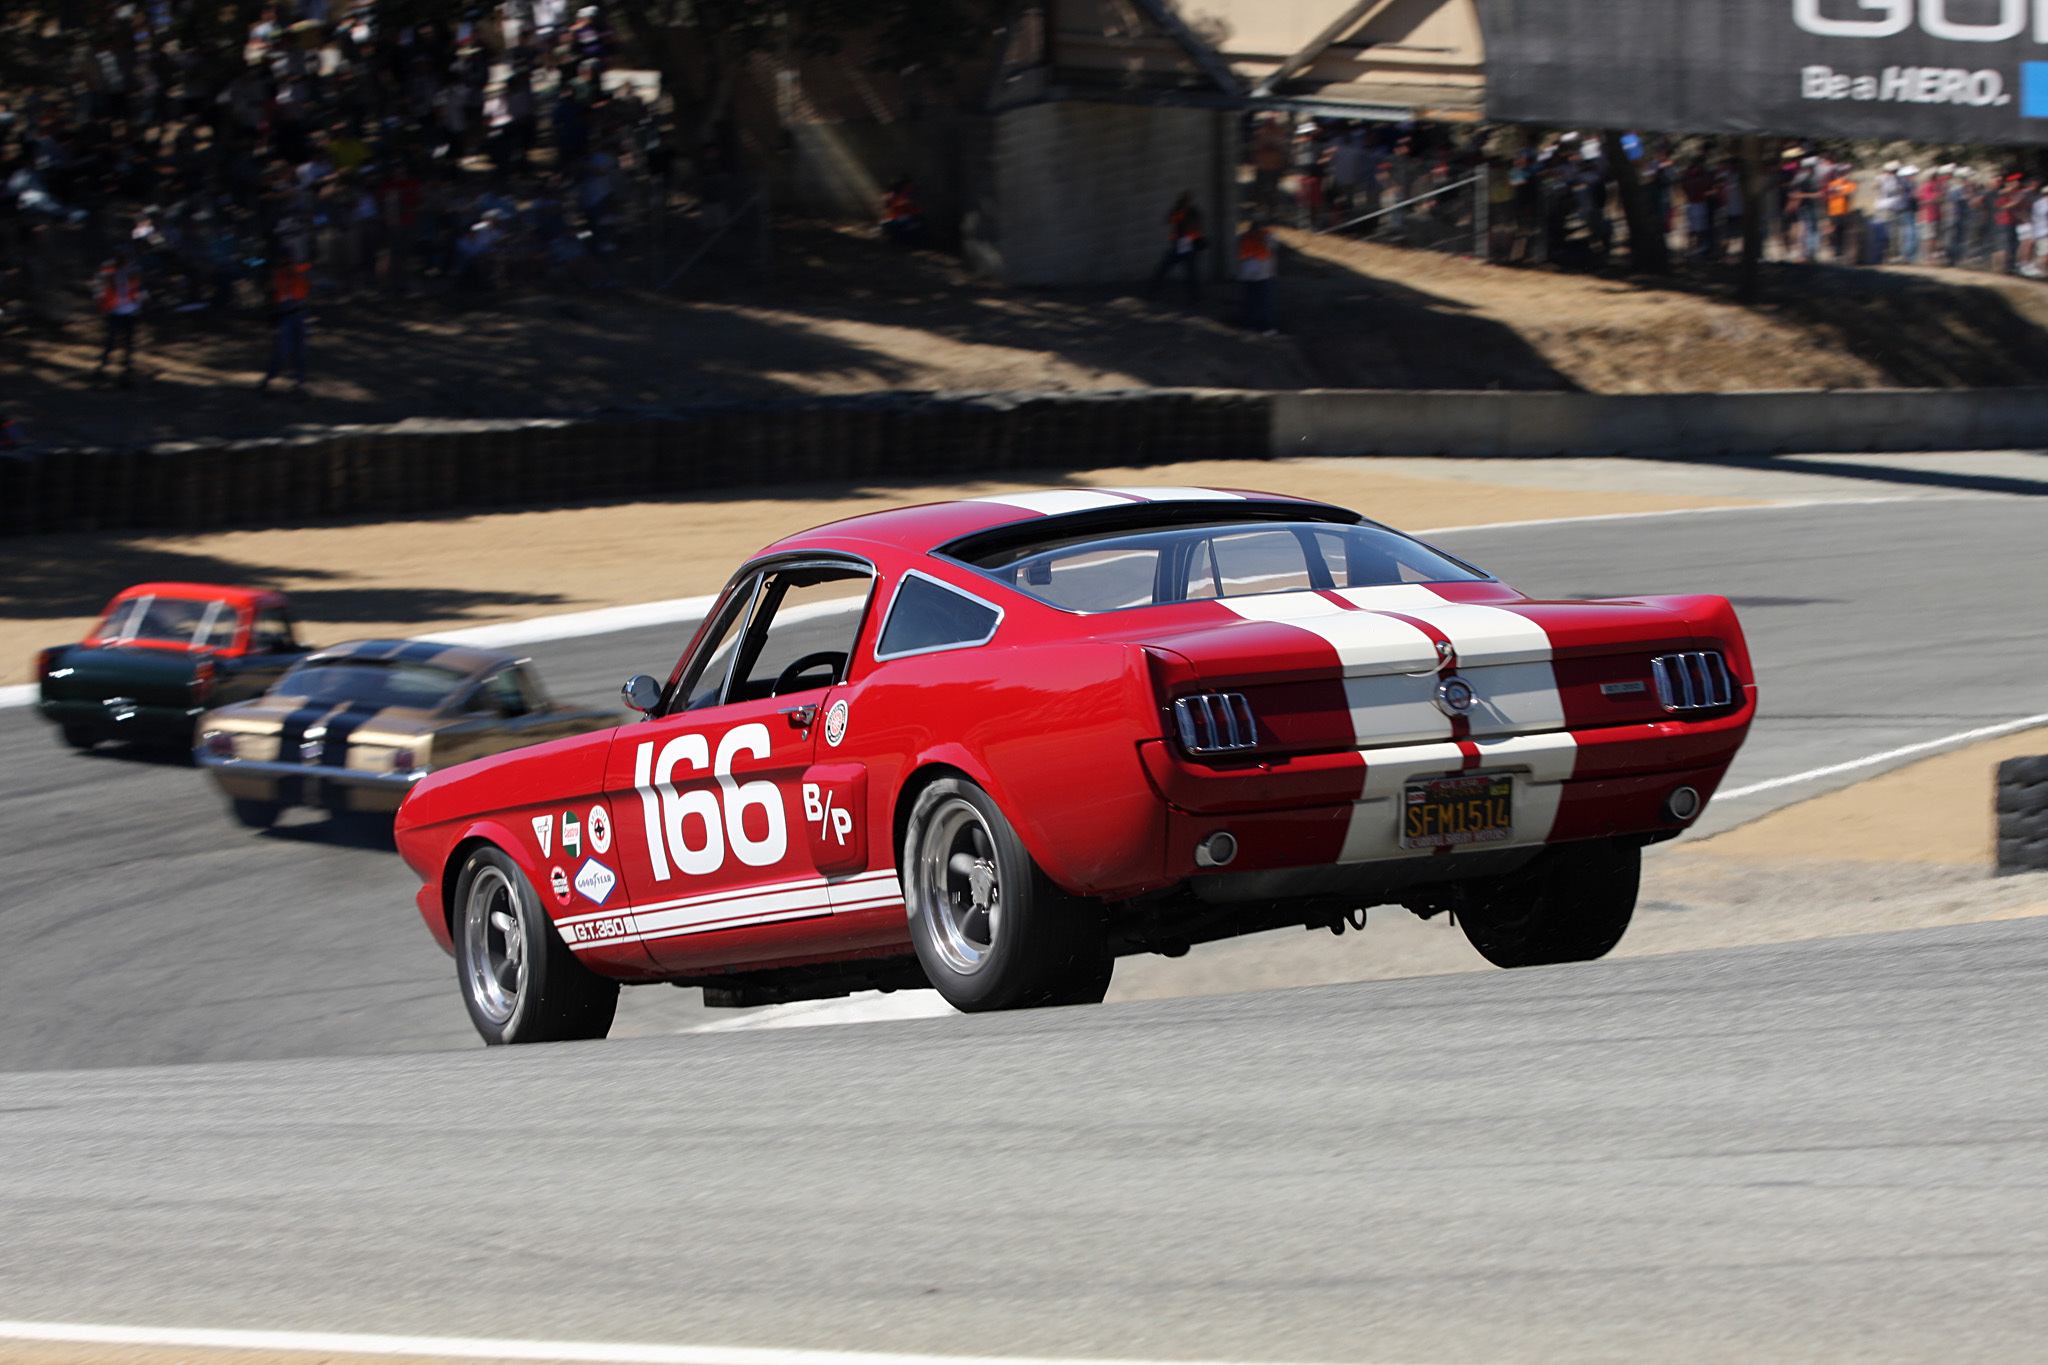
[[968, 100, 1237, 287], [0, 390, 1268, 538], [1272, 388, 2048, 458]]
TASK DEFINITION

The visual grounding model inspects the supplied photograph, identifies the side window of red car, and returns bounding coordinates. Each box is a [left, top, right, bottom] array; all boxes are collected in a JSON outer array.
[[875, 572, 1003, 660], [729, 566, 873, 701], [250, 608, 296, 653], [677, 578, 760, 712]]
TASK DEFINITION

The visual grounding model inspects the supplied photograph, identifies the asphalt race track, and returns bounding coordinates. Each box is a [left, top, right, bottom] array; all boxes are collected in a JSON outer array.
[[1, 489, 2045, 1362], [2, 494, 2044, 1072], [3, 917, 2046, 1364]]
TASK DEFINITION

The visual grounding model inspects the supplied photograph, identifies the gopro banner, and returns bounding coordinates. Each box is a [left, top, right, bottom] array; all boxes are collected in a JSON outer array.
[[1477, 0, 2048, 144]]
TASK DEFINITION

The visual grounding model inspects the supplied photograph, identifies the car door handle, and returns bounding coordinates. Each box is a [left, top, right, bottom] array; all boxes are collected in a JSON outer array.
[[780, 704, 818, 730]]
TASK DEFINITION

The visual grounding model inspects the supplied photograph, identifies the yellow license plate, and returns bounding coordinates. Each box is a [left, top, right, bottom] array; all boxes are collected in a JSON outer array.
[[1401, 773, 1514, 849]]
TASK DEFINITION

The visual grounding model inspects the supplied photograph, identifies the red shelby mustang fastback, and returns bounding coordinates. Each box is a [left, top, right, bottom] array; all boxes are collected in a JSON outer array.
[[394, 489, 1755, 1043]]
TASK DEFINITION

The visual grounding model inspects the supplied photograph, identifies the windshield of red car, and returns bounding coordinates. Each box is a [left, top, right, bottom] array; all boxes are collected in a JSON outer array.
[[95, 595, 239, 648], [957, 520, 1487, 614], [273, 658, 470, 709]]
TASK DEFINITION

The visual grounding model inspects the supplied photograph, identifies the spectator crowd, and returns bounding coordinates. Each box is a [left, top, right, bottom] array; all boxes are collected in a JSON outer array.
[[2, 0, 712, 387], [1266, 116, 2048, 278]]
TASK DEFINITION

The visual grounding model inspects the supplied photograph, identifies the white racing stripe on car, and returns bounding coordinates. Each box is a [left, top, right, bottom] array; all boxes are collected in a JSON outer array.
[[1216, 591, 1566, 743], [0, 1320, 1397, 1365], [628, 876, 834, 945], [1096, 486, 1246, 502], [561, 870, 905, 952], [969, 490, 1138, 516], [1218, 594, 1440, 674]]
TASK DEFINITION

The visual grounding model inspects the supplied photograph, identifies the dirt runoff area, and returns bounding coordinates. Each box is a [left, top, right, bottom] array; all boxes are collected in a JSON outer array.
[[15, 219, 2048, 449], [0, 457, 1756, 686], [1111, 727, 2048, 1003]]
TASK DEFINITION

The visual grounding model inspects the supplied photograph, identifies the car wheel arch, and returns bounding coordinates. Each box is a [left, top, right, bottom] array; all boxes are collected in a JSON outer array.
[[439, 821, 532, 935], [891, 752, 1080, 897]]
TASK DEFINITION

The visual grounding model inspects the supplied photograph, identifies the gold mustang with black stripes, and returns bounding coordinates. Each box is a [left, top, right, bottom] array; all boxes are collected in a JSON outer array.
[[195, 639, 616, 829]]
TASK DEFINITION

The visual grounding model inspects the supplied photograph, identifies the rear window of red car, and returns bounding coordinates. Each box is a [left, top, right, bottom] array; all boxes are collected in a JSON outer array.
[[95, 595, 240, 648]]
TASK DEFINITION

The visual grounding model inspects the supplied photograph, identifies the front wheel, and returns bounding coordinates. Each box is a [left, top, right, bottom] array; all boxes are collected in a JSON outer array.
[[903, 777, 1111, 1012], [1457, 839, 1639, 968], [453, 846, 619, 1044]]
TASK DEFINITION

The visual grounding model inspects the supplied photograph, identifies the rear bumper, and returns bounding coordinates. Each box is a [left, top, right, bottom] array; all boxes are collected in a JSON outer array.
[[1142, 707, 1751, 883], [197, 754, 428, 812]]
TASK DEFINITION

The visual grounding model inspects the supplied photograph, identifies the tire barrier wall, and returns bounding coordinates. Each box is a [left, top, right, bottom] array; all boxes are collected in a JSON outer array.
[[11, 384, 2048, 537], [1272, 387, 2048, 458], [1996, 756, 2048, 877], [0, 389, 1269, 538]]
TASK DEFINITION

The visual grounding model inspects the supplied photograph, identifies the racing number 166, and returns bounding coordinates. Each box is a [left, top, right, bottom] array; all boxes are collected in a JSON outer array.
[[633, 724, 787, 881]]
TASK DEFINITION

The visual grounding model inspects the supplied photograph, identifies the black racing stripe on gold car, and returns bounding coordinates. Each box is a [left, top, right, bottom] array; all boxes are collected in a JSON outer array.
[[396, 640, 456, 664], [319, 702, 389, 768], [275, 700, 341, 761]]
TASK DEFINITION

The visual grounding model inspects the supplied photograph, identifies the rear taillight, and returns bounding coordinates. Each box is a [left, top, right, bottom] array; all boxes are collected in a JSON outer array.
[[1174, 692, 1260, 755], [204, 731, 236, 759], [189, 657, 216, 704], [35, 648, 60, 682], [1651, 652, 1734, 712], [392, 747, 417, 772]]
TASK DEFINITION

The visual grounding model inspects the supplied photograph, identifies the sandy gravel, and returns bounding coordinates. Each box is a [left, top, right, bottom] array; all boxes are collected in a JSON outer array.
[[0, 459, 1749, 685]]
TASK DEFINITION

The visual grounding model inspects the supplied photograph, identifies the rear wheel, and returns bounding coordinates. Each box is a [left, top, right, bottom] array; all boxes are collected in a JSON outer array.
[[1457, 839, 1639, 968], [454, 845, 619, 1044], [903, 778, 1111, 1012], [229, 797, 281, 829]]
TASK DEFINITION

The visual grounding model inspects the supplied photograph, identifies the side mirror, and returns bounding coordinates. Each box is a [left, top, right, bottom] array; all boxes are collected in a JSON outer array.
[[622, 674, 662, 714]]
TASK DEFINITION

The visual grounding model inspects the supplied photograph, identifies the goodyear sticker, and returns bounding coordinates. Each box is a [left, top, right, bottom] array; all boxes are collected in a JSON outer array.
[[574, 858, 616, 905]]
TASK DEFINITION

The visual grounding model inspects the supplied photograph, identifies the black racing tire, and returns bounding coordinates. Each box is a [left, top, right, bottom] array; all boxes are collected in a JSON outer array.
[[1457, 839, 1640, 969], [902, 777, 1112, 1012], [453, 845, 619, 1045], [60, 724, 96, 751], [230, 797, 282, 829]]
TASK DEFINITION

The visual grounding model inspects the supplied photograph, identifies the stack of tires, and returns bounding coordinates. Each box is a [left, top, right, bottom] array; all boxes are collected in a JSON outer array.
[[1996, 756, 2048, 876]]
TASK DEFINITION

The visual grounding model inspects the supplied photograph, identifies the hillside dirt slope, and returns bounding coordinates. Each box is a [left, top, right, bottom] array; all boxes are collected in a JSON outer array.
[[9, 221, 2048, 448]]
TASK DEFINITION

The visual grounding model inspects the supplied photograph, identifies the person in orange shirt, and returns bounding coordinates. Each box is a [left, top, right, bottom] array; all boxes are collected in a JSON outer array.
[[1238, 220, 1278, 334], [1826, 170, 1857, 261], [94, 245, 146, 384], [1147, 191, 1206, 303], [260, 249, 312, 396]]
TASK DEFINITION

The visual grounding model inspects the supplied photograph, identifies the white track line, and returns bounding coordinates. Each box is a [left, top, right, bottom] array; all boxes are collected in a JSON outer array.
[[412, 593, 721, 649], [1715, 713, 2048, 801], [0, 1321, 1402, 1365], [1411, 493, 1934, 538]]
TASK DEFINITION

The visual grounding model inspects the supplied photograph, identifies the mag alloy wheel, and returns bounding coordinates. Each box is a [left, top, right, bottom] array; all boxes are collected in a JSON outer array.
[[902, 777, 1111, 1012], [451, 845, 620, 1045], [912, 794, 1005, 978], [461, 861, 526, 1028]]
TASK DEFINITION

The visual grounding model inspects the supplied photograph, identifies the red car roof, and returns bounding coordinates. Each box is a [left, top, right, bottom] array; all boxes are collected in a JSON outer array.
[[104, 582, 288, 613], [756, 487, 1341, 558]]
